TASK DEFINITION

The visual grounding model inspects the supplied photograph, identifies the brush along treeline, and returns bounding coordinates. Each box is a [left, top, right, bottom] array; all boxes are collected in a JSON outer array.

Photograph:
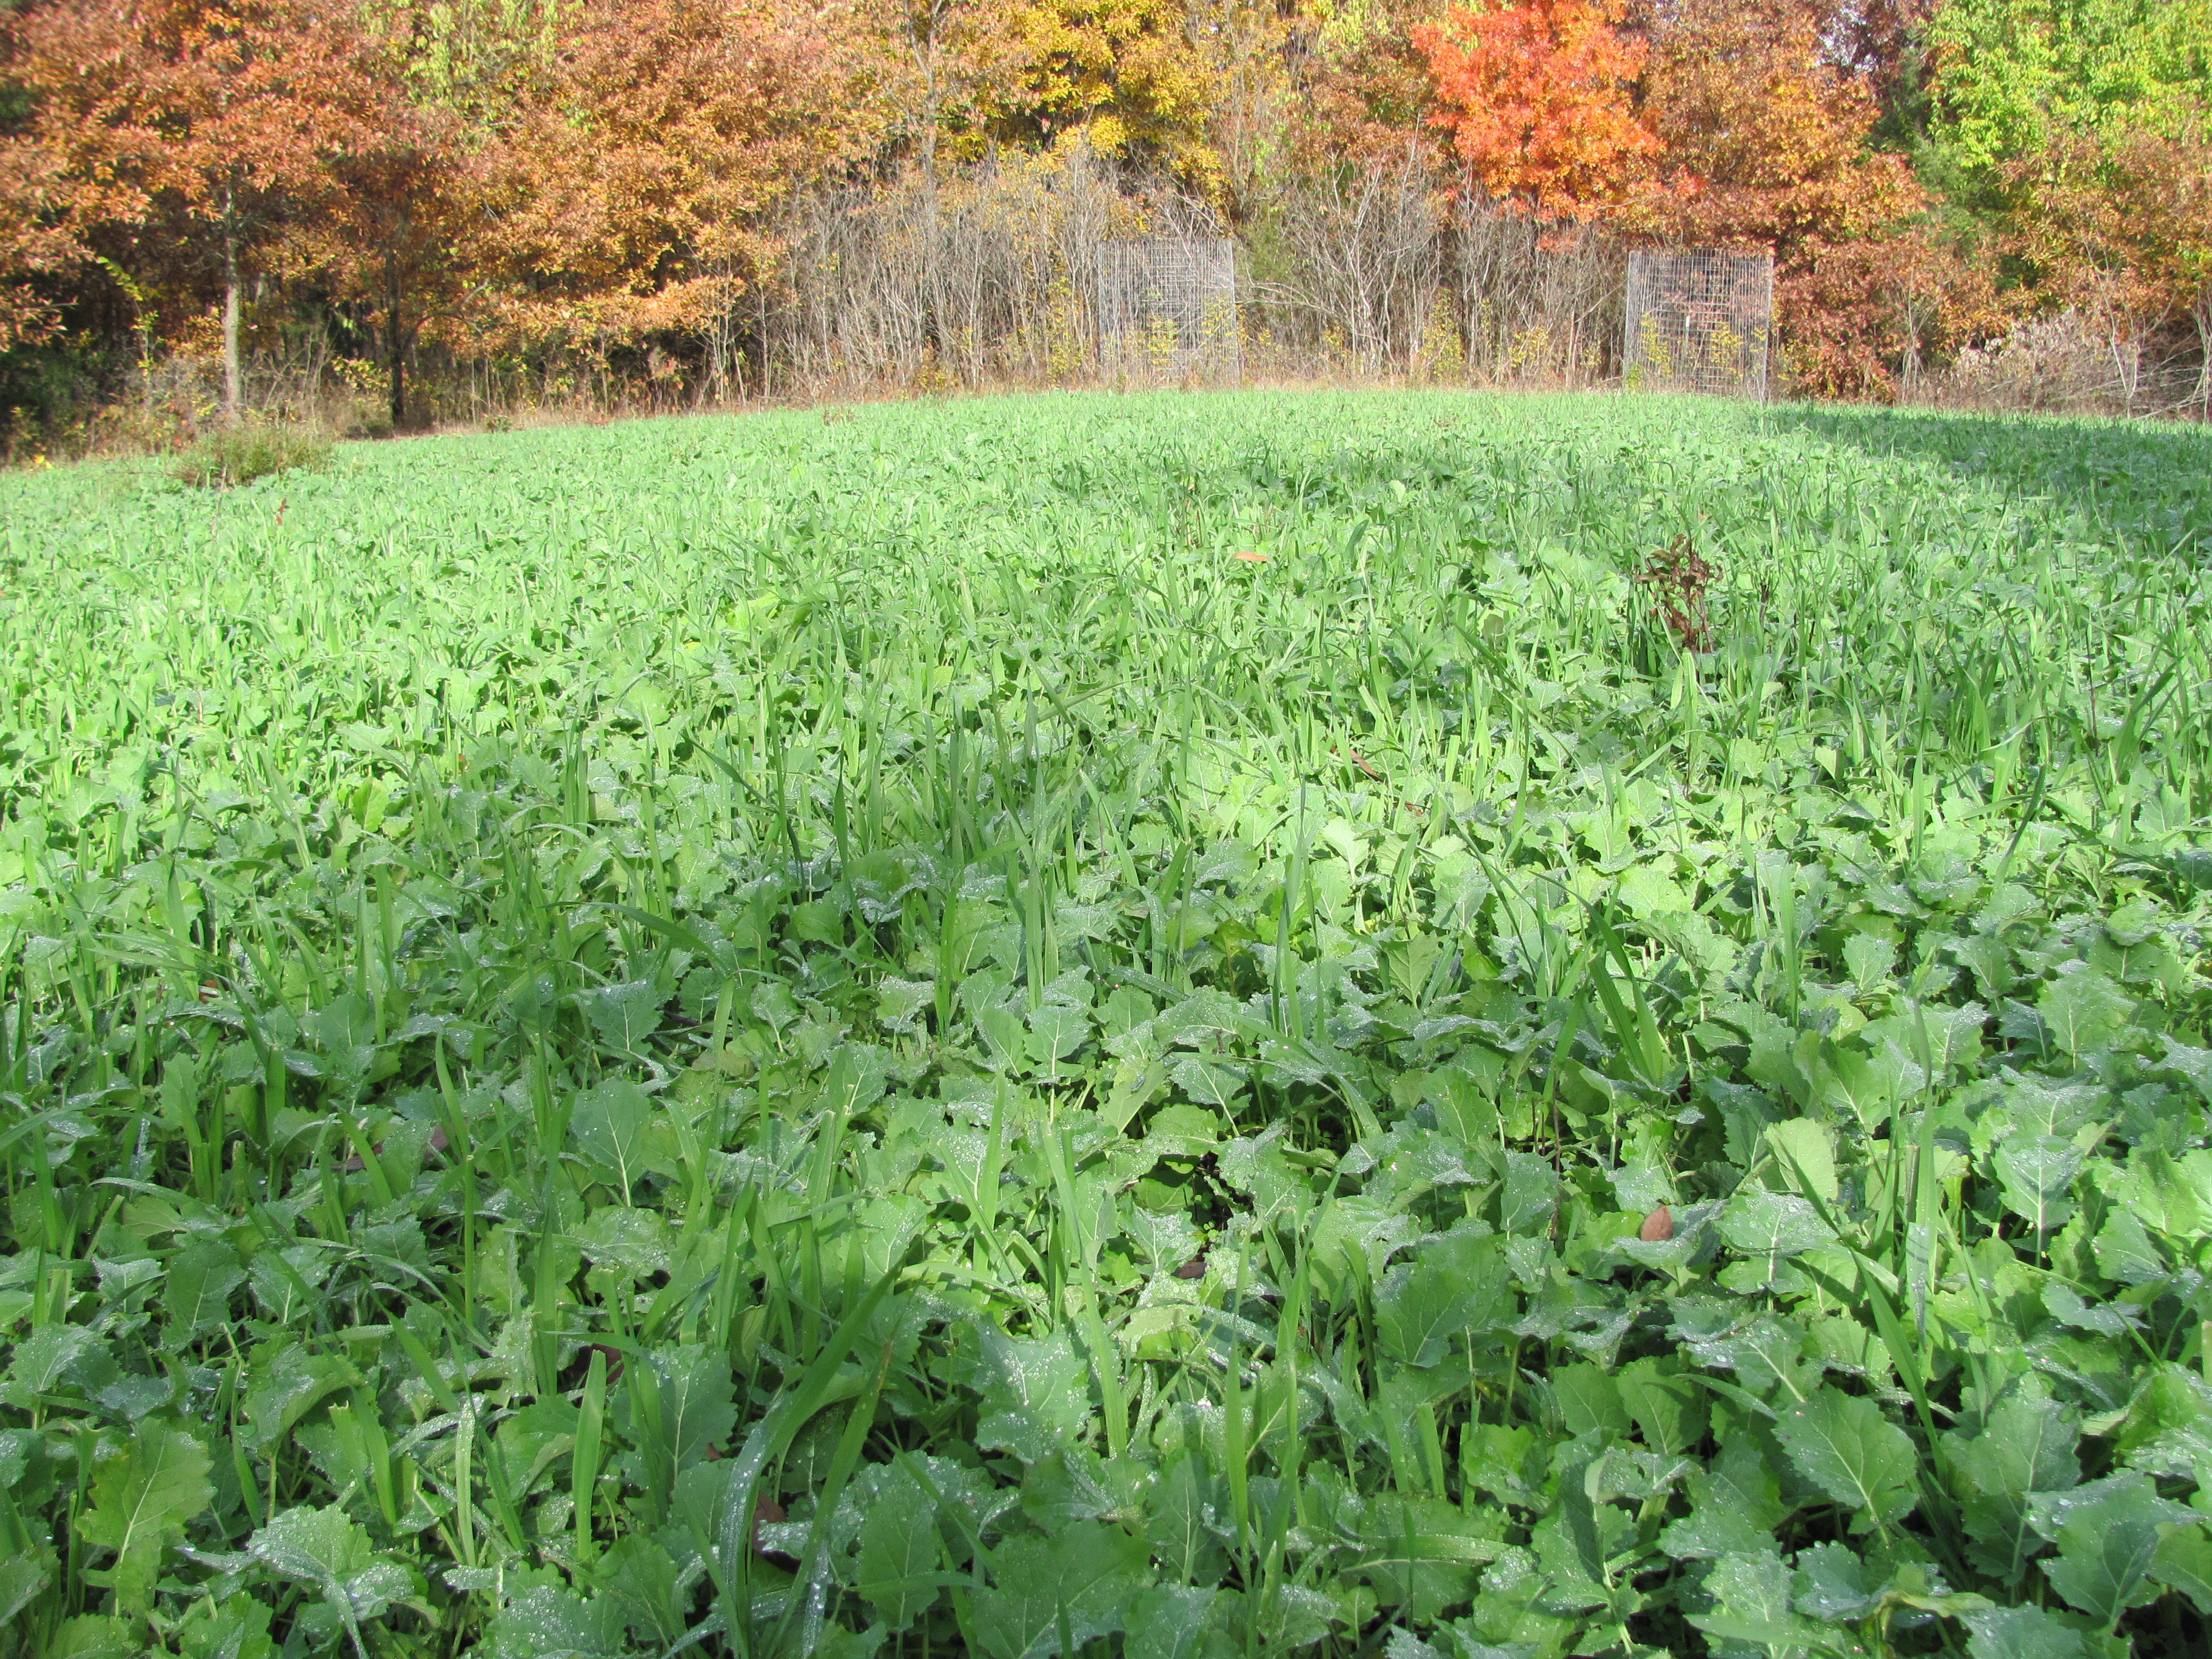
[[2, 394, 2211, 1658]]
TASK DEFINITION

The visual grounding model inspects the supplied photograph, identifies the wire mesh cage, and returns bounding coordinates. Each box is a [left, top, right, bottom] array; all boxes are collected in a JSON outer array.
[[1097, 237, 1241, 385], [1623, 249, 1774, 399]]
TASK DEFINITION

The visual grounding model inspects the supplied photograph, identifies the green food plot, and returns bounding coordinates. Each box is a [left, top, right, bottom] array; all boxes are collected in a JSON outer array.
[[3, 393, 2212, 1658]]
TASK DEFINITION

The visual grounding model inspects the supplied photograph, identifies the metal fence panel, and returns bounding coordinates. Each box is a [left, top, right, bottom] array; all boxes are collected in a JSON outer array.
[[1623, 249, 1774, 399], [1098, 238, 1241, 385]]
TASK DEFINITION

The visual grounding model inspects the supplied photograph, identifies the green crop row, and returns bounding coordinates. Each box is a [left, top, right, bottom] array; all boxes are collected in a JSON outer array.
[[1, 393, 2210, 1659]]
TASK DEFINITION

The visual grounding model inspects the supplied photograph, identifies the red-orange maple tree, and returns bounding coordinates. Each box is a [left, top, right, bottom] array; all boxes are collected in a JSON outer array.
[[1410, 0, 1658, 216]]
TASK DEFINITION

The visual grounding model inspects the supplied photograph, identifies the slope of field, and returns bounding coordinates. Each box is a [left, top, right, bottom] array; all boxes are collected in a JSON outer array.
[[3, 393, 2212, 1659]]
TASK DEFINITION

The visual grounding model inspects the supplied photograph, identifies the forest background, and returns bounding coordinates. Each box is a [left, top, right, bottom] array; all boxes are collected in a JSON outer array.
[[0, 0, 2208, 453]]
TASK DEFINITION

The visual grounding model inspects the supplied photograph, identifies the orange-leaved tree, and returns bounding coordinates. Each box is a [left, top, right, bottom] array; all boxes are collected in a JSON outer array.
[[1632, 0, 1980, 397], [7, 0, 361, 419], [0, 132, 90, 355], [1410, 0, 1658, 216], [476, 0, 867, 394]]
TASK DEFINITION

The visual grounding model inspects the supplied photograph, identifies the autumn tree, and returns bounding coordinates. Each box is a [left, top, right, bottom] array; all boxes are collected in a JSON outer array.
[[306, 99, 471, 431], [871, 0, 1030, 175], [0, 94, 95, 354], [997, 0, 1219, 184], [1922, 0, 2208, 400], [1410, 0, 1658, 216], [7, 0, 360, 420], [2002, 119, 2212, 412], [476, 0, 868, 397], [1636, 0, 1920, 254], [1272, 0, 1443, 182], [1631, 0, 1977, 395]]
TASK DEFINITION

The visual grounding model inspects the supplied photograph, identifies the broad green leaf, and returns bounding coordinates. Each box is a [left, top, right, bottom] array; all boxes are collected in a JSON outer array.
[[176, 1595, 275, 1659], [1169, 1054, 1245, 1110], [813, 1626, 890, 1659], [971, 1328, 1093, 1463], [582, 979, 663, 1054], [1617, 1356, 1707, 1455], [2034, 1472, 2190, 1629], [2039, 968, 2132, 1058], [2, 1324, 101, 1405], [1791, 1540, 1881, 1621], [572, 1079, 654, 1201], [647, 1344, 737, 1471], [1660, 1431, 1786, 1560], [970, 1521, 1151, 1659], [486, 1584, 623, 1659], [1686, 1547, 1819, 1652], [1812, 1039, 1903, 1130], [819, 1042, 890, 1114], [1763, 1119, 1838, 1204], [2152, 1520, 2212, 1615], [46, 1616, 142, 1659], [77, 1419, 213, 1612], [2035, 1282, 2123, 1336], [247, 1243, 332, 1326], [1027, 1003, 1090, 1067], [161, 1238, 245, 1342], [249, 1504, 420, 1635], [1364, 1490, 1492, 1622], [595, 1535, 686, 1648], [1500, 1152, 1558, 1236], [1953, 934, 2014, 1002], [2154, 1037, 2212, 1108], [856, 1463, 940, 1630], [0, 1538, 54, 1627], [1943, 1387, 2080, 1584], [2121, 1148, 2212, 1237], [1717, 1190, 1834, 1259], [1775, 1388, 1918, 1533], [1994, 1134, 2083, 1233], [1376, 1255, 1486, 1370], [1124, 1584, 1235, 1659], [876, 976, 936, 1035], [243, 1346, 361, 1451], [975, 1005, 1027, 1070], [1962, 1604, 2091, 1659], [1547, 1364, 1629, 1438], [575, 1205, 675, 1281], [1144, 1455, 1228, 1589]]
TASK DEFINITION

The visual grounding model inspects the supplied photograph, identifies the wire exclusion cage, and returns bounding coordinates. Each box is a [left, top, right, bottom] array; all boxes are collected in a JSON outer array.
[[1097, 238, 1241, 386], [1623, 249, 1775, 400]]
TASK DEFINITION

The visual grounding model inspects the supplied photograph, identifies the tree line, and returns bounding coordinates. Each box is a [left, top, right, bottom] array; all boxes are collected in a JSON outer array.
[[1, 0, 2207, 443]]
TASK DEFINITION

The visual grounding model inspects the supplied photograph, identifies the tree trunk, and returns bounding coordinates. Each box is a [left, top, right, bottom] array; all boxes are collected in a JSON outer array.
[[387, 241, 405, 432], [222, 206, 242, 424]]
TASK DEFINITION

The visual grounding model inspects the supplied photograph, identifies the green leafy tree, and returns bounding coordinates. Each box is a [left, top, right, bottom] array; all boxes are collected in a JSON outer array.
[[1925, 0, 2212, 205]]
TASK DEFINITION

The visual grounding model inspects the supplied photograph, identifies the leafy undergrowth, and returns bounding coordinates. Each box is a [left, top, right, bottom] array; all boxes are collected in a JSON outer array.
[[2, 394, 2212, 1659], [170, 421, 334, 489]]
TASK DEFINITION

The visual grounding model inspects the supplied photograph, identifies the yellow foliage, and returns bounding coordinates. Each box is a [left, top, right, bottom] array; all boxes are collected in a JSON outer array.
[[1002, 0, 1221, 186]]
